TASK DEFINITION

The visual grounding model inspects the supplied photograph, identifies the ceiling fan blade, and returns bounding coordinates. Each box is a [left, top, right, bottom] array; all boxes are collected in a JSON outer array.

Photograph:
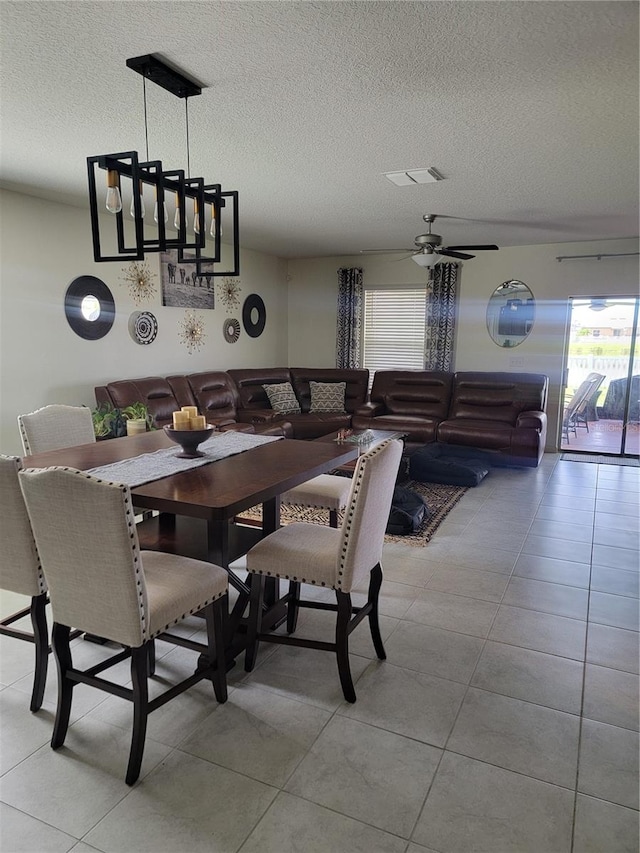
[[438, 249, 475, 260], [446, 244, 499, 251], [360, 248, 415, 254]]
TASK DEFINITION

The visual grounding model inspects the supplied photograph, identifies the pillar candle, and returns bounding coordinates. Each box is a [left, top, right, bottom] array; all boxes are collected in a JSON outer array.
[[172, 410, 191, 429], [181, 406, 198, 419], [190, 415, 207, 430]]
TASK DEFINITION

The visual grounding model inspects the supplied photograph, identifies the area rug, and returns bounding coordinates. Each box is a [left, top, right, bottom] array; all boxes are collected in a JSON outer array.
[[238, 480, 469, 547], [562, 453, 639, 467]]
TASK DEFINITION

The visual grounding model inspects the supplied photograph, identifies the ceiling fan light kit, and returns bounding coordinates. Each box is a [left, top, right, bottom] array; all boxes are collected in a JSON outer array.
[[361, 213, 500, 264], [87, 54, 239, 276]]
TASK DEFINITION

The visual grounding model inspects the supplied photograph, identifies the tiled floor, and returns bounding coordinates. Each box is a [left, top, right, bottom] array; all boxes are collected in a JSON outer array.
[[1, 454, 638, 852]]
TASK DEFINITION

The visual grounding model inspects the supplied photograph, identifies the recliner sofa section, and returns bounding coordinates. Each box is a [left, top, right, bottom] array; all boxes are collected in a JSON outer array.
[[352, 370, 548, 467]]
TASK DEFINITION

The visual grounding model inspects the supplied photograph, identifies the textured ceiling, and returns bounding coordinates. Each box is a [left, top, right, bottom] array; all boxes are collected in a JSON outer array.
[[0, 1, 637, 258]]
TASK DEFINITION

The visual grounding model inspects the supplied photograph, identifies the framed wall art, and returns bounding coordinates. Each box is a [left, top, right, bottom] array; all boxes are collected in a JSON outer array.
[[160, 250, 215, 310]]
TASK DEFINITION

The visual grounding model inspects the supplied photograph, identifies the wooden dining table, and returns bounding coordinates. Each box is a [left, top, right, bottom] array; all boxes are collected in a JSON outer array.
[[23, 429, 358, 594]]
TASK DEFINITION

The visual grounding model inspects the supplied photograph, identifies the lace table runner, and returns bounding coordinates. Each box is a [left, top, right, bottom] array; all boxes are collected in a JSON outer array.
[[86, 431, 281, 488]]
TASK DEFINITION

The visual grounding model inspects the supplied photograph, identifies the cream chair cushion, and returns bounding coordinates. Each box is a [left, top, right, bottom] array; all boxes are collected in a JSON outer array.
[[0, 455, 46, 596], [282, 474, 352, 512], [19, 404, 95, 455]]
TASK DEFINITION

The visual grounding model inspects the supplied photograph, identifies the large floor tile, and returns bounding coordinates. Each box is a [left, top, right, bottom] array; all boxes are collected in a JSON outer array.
[[593, 523, 639, 551], [0, 802, 77, 853], [404, 588, 498, 637], [0, 687, 57, 775], [534, 504, 594, 526], [412, 751, 574, 853], [471, 640, 584, 714], [592, 543, 639, 571], [179, 682, 331, 786], [513, 553, 591, 588], [338, 660, 465, 747], [242, 642, 370, 711], [489, 605, 587, 660], [573, 794, 640, 853], [589, 591, 640, 631], [441, 543, 518, 574], [0, 717, 171, 837], [284, 716, 440, 837], [502, 575, 589, 619], [383, 620, 484, 683], [84, 750, 277, 853], [379, 546, 435, 587], [238, 791, 407, 853], [528, 518, 593, 543], [586, 623, 640, 674], [447, 687, 580, 788], [591, 565, 639, 598], [277, 605, 398, 660], [425, 565, 510, 602], [583, 664, 639, 731], [521, 534, 593, 564], [578, 718, 639, 809]]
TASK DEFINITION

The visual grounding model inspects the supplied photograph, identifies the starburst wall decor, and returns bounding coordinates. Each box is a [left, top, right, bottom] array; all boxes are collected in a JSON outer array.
[[179, 311, 206, 354], [120, 260, 157, 305], [218, 277, 242, 313]]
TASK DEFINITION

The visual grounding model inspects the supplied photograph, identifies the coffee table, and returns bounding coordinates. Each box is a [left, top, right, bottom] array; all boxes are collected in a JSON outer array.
[[315, 429, 407, 474]]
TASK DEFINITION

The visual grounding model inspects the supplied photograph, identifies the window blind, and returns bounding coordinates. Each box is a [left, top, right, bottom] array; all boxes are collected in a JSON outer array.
[[362, 288, 427, 373]]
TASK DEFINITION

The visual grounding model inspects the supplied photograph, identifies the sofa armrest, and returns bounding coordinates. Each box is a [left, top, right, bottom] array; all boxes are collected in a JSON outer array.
[[236, 408, 279, 424], [516, 410, 547, 431], [353, 401, 385, 417]]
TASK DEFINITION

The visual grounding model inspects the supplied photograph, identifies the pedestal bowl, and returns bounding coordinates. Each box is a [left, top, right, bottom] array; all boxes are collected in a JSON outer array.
[[163, 425, 214, 458]]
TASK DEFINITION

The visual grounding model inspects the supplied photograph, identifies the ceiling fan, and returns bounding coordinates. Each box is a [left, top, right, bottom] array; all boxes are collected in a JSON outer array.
[[361, 214, 499, 267]]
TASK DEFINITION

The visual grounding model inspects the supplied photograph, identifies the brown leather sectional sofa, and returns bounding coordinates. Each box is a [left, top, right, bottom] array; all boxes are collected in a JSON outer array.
[[95, 367, 548, 466]]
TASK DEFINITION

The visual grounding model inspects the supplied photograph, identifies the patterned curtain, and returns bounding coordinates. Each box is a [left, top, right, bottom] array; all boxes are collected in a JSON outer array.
[[335, 267, 363, 368], [424, 262, 459, 371]]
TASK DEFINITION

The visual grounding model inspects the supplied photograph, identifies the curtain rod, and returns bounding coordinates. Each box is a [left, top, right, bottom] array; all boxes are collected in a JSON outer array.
[[556, 252, 639, 262]]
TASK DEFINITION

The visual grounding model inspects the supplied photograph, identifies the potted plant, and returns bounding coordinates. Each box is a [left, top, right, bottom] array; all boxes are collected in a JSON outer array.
[[91, 402, 154, 439], [121, 402, 154, 436]]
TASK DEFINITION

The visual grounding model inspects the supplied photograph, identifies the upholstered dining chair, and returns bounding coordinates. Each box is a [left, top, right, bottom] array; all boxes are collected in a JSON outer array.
[[19, 466, 229, 785], [281, 474, 353, 528], [0, 455, 49, 712], [244, 438, 402, 703], [18, 404, 95, 455]]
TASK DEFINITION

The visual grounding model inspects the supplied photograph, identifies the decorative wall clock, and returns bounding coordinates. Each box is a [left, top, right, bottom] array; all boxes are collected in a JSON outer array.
[[128, 311, 158, 345], [64, 276, 115, 340], [179, 311, 206, 354], [242, 293, 266, 338], [223, 317, 241, 344]]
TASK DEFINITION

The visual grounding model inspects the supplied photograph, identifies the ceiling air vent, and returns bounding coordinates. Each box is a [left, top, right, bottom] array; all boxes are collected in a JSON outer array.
[[383, 167, 445, 186]]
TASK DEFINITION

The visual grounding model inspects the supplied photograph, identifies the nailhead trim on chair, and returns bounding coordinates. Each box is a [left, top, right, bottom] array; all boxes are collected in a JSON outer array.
[[5, 457, 47, 594]]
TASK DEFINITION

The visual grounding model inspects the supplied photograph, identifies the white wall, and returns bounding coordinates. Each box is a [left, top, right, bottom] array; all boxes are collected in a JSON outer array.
[[287, 238, 639, 448], [0, 189, 289, 455]]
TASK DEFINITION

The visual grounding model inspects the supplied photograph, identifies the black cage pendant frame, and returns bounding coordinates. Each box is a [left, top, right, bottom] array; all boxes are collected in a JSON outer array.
[[86, 54, 239, 270]]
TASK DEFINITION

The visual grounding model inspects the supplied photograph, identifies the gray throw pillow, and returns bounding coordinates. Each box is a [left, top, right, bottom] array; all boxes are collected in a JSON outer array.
[[263, 382, 301, 415], [309, 381, 347, 413]]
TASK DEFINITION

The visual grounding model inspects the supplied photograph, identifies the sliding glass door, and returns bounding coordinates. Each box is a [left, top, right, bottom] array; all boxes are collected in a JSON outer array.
[[561, 297, 640, 457]]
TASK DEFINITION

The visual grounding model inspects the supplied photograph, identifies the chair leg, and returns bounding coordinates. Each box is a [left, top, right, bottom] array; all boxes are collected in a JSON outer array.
[[329, 509, 339, 528], [286, 581, 301, 634], [336, 590, 356, 703], [147, 639, 156, 677], [51, 623, 73, 749], [126, 645, 150, 786], [367, 563, 386, 661], [205, 597, 228, 703], [244, 574, 265, 672], [29, 593, 49, 712]]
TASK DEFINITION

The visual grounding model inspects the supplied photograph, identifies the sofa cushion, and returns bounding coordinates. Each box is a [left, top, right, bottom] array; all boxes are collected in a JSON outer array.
[[263, 382, 301, 415], [309, 381, 346, 413], [290, 368, 369, 414]]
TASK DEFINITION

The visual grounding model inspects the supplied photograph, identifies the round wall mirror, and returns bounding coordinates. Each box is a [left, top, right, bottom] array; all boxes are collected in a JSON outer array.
[[486, 280, 535, 348]]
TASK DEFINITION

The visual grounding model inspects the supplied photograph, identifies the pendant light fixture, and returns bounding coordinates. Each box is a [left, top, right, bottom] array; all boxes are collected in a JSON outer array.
[[87, 54, 239, 275]]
